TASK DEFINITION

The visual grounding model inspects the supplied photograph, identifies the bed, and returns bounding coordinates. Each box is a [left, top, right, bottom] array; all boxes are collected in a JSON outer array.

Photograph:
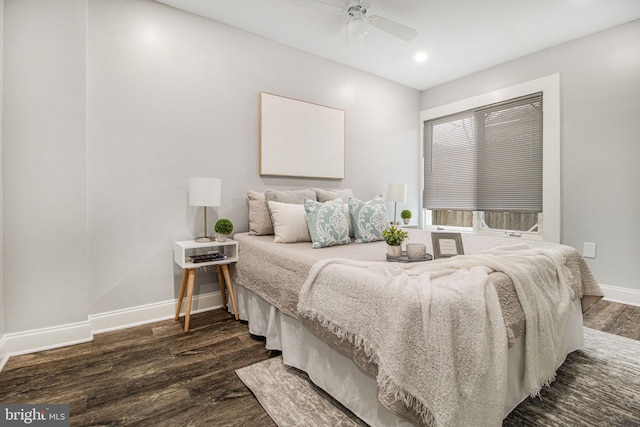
[[228, 188, 602, 426], [229, 227, 602, 426]]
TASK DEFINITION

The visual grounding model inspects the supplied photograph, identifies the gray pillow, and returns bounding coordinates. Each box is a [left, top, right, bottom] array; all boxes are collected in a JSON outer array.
[[265, 189, 317, 204], [247, 190, 273, 235], [314, 188, 354, 203]]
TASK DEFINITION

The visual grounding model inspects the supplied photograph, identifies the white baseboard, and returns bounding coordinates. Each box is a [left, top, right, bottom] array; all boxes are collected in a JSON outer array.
[[0, 321, 93, 371], [89, 291, 223, 334], [0, 335, 9, 372], [600, 284, 640, 307], [0, 291, 223, 372]]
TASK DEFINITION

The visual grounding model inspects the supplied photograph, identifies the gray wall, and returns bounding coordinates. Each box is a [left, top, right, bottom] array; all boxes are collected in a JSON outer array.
[[421, 20, 640, 293], [0, 0, 5, 340], [2, 0, 419, 333], [3, 0, 89, 332]]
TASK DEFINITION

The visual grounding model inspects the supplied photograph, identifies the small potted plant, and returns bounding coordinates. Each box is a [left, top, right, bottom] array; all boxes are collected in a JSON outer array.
[[381, 226, 409, 258], [400, 209, 412, 225], [214, 218, 233, 242]]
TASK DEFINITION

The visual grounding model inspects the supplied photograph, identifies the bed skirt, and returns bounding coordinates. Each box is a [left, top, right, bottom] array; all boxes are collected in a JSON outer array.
[[230, 284, 585, 426]]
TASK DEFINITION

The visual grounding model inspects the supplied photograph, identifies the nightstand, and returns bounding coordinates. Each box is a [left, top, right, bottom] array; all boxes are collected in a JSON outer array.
[[173, 239, 239, 332]]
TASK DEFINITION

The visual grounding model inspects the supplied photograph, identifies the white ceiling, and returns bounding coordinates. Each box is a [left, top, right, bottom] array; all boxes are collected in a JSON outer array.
[[154, 0, 640, 91]]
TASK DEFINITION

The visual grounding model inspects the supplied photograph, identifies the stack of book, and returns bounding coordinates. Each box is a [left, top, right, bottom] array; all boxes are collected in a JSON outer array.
[[188, 253, 228, 263]]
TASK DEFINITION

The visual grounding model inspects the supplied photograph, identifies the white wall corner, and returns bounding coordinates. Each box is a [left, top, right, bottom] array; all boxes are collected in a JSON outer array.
[[0, 321, 93, 371], [0, 335, 9, 372], [599, 284, 640, 308]]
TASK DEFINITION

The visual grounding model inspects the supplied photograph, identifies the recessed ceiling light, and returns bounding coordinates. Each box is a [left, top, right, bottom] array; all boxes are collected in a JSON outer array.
[[414, 52, 428, 63]]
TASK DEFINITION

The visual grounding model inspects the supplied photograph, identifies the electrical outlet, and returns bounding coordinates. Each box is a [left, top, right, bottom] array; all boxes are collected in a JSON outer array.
[[583, 242, 597, 258]]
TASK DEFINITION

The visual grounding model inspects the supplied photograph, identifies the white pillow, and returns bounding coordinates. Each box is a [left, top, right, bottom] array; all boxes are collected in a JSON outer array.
[[268, 201, 312, 243]]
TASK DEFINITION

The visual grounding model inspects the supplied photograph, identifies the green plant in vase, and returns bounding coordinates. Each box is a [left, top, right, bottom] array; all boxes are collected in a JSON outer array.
[[215, 218, 233, 242], [381, 226, 409, 258], [400, 209, 412, 224]]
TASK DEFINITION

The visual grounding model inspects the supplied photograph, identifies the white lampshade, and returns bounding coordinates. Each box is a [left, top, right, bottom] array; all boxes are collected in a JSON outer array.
[[386, 183, 407, 203], [189, 177, 221, 207]]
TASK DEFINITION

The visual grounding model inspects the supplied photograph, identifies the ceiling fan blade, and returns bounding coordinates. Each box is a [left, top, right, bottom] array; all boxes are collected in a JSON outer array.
[[307, 0, 346, 14], [368, 15, 417, 41]]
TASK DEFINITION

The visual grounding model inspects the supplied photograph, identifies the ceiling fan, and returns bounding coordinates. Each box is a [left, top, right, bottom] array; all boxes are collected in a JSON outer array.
[[309, 0, 418, 42]]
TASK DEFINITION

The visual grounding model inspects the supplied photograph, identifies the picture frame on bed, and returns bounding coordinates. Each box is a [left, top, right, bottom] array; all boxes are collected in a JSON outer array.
[[431, 232, 464, 258]]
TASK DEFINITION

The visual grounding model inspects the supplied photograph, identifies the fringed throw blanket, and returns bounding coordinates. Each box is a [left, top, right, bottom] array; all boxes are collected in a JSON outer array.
[[297, 245, 587, 427]]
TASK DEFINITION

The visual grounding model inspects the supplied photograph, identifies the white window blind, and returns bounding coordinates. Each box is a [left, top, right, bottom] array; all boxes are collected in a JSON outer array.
[[423, 93, 543, 213], [423, 111, 477, 210]]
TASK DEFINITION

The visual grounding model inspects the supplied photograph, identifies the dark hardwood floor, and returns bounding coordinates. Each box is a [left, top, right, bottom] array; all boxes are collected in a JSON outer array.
[[0, 310, 279, 426], [582, 299, 640, 340], [0, 299, 638, 426]]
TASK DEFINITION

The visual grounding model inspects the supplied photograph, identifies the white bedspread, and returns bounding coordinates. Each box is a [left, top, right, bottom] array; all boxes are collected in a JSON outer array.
[[298, 245, 580, 427]]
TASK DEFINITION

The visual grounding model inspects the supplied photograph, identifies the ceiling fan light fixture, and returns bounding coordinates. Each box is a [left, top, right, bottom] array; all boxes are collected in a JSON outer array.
[[311, 0, 417, 42], [347, 5, 368, 39], [348, 16, 368, 39]]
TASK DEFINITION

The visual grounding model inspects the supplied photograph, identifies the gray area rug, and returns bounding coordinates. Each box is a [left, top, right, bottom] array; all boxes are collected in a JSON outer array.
[[236, 356, 368, 427], [236, 328, 640, 426]]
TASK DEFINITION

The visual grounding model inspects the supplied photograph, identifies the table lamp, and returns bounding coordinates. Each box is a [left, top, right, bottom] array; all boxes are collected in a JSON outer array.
[[189, 177, 221, 242], [387, 183, 407, 225]]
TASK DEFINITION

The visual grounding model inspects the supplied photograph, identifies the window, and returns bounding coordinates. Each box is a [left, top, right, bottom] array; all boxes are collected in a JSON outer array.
[[419, 75, 560, 242]]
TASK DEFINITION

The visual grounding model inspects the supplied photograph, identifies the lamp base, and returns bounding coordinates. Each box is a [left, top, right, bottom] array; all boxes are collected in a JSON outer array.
[[194, 236, 213, 243]]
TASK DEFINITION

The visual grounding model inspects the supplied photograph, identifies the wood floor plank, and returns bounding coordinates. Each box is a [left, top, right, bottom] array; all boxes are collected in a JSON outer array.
[[582, 299, 640, 339], [75, 386, 193, 426], [607, 303, 640, 340], [0, 300, 637, 427]]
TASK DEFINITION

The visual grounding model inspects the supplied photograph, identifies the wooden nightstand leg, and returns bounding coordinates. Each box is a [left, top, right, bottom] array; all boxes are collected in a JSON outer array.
[[216, 265, 227, 310], [175, 269, 189, 320], [183, 269, 196, 332], [221, 264, 238, 320]]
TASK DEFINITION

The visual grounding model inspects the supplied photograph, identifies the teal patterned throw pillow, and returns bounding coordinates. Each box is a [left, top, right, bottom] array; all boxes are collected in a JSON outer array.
[[304, 198, 351, 249], [349, 196, 389, 243]]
